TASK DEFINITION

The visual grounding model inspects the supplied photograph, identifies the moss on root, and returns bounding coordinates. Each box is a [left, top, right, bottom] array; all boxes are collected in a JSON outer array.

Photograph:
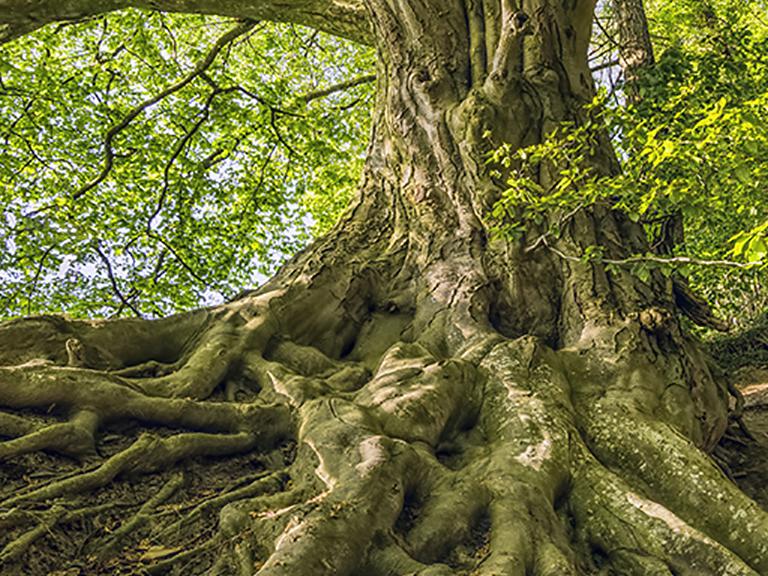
[[1, 292, 766, 575]]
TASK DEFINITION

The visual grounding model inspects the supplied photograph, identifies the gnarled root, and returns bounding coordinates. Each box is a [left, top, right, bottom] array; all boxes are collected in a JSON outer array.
[[1, 295, 768, 575]]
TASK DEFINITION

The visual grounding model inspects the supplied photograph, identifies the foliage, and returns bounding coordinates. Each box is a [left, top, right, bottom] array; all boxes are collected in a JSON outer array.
[[0, 12, 374, 318], [1, 0, 766, 330], [489, 99, 607, 240], [492, 0, 768, 327]]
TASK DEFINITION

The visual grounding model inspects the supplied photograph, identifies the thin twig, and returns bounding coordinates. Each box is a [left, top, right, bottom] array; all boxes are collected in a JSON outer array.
[[591, 59, 620, 73], [537, 237, 764, 270], [94, 243, 143, 317], [148, 232, 208, 287], [593, 13, 620, 48], [26, 244, 56, 315], [147, 86, 238, 233]]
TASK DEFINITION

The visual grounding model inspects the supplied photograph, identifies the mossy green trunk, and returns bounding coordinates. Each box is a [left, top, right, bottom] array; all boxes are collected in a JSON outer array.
[[1, 0, 767, 574]]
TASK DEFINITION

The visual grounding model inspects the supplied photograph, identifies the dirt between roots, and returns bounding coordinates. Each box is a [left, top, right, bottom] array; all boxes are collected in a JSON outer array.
[[2, 385, 768, 575], [716, 369, 768, 510], [0, 436, 296, 576]]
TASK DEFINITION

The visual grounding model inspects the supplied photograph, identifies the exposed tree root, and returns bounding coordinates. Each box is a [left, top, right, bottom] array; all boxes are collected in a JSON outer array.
[[0, 502, 117, 565], [144, 534, 222, 575], [0, 506, 67, 565], [572, 451, 758, 575], [3, 431, 257, 508], [157, 470, 288, 541], [1, 287, 767, 575], [727, 379, 758, 441], [0, 409, 98, 460], [580, 407, 768, 571]]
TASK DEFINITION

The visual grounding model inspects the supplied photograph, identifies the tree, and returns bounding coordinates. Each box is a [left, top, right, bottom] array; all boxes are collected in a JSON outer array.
[[591, 0, 768, 325], [1, 1, 767, 575], [611, 0, 654, 94]]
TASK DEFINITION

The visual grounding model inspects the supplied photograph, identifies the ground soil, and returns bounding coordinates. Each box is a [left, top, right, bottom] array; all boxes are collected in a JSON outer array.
[[717, 368, 768, 510]]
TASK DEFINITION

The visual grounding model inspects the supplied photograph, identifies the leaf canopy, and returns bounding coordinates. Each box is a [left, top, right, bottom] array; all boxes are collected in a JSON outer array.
[[0, 11, 374, 318]]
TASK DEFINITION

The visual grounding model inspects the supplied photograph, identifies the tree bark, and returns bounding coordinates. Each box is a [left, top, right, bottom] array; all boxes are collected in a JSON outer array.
[[611, 0, 654, 94], [1, 1, 767, 575], [0, 0, 372, 45]]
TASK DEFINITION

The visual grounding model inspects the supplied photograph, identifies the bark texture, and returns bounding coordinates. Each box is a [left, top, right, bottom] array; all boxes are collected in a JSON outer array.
[[611, 0, 654, 91], [0, 0, 372, 45], [1, 1, 767, 575]]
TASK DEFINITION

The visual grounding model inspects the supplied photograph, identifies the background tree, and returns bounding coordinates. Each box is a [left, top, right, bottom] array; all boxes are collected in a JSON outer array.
[[1, 2, 768, 576], [611, 0, 654, 95], [590, 0, 768, 326]]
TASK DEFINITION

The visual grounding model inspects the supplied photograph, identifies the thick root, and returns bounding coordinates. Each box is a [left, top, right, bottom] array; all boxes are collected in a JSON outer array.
[[571, 447, 759, 575], [582, 404, 768, 572], [1, 298, 767, 575], [0, 409, 98, 460]]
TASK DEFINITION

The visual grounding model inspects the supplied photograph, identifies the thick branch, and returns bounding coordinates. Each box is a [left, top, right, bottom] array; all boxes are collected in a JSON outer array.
[[0, 0, 372, 46], [299, 73, 376, 103]]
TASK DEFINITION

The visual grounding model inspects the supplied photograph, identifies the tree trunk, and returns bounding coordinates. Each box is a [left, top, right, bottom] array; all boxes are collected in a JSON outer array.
[[610, 0, 726, 331], [611, 0, 654, 95], [612, 0, 677, 257], [1, 1, 767, 574]]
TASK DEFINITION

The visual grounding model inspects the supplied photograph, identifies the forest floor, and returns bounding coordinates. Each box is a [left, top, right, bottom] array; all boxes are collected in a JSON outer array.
[[715, 367, 768, 510], [710, 317, 768, 510]]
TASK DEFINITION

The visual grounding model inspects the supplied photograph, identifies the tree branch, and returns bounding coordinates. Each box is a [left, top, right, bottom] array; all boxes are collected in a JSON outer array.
[[538, 237, 765, 270], [0, 0, 372, 46], [299, 73, 376, 103], [94, 243, 144, 317], [146, 85, 238, 233], [72, 19, 256, 200]]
